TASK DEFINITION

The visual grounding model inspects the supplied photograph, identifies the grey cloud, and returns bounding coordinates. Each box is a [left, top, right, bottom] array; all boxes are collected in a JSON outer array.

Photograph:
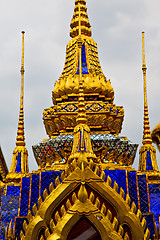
[[0, 0, 160, 171]]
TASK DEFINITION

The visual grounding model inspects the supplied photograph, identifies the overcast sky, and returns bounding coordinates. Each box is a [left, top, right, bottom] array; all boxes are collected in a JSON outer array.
[[0, 0, 160, 172]]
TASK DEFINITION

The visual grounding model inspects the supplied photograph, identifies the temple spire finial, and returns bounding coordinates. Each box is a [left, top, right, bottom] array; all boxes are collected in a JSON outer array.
[[70, 0, 91, 38], [16, 31, 25, 147], [142, 32, 152, 145], [68, 24, 96, 166], [6, 31, 29, 182], [139, 32, 159, 173]]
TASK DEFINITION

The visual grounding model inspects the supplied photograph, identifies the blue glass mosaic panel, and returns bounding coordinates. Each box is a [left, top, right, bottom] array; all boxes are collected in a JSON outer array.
[[32, 134, 138, 165], [142, 213, 155, 239], [146, 151, 153, 170], [41, 171, 62, 200], [15, 217, 28, 240], [78, 131, 86, 152], [128, 171, 138, 208], [0, 186, 20, 240], [104, 170, 127, 195], [30, 174, 40, 211], [19, 177, 30, 216], [76, 44, 89, 74], [15, 152, 21, 173], [149, 183, 160, 230], [137, 175, 149, 213]]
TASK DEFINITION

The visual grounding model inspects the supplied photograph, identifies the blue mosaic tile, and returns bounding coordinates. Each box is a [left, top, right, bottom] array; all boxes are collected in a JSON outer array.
[[76, 44, 89, 75], [78, 131, 86, 152], [30, 174, 40, 211], [104, 170, 127, 195], [0, 185, 20, 240], [143, 213, 155, 239], [15, 152, 22, 173], [146, 151, 153, 170], [128, 171, 138, 208], [137, 175, 149, 213], [19, 177, 30, 216], [15, 217, 28, 240], [149, 183, 160, 230], [41, 171, 62, 200]]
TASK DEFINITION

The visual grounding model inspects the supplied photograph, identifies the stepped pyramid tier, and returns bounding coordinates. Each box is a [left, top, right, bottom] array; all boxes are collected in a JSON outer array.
[[43, 0, 124, 137]]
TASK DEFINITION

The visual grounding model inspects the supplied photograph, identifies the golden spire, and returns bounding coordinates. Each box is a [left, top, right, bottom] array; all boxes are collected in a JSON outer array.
[[16, 31, 25, 147], [139, 32, 159, 173], [6, 31, 29, 182], [69, 29, 96, 167], [142, 32, 152, 145], [76, 35, 87, 125], [70, 0, 91, 38]]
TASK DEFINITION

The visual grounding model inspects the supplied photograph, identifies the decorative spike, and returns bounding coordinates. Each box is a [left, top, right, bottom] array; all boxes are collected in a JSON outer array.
[[118, 225, 124, 237], [139, 32, 159, 172], [50, 218, 55, 232], [141, 32, 152, 145], [78, 183, 88, 203], [112, 217, 118, 231], [55, 176, 60, 187], [125, 194, 131, 206], [61, 171, 65, 182], [89, 159, 94, 170], [43, 188, 48, 200], [107, 209, 112, 221], [16, 31, 26, 147], [45, 227, 50, 238], [8, 219, 13, 237], [131, 201, 136, 213], [113, 181, 118, 192], [40, 235, 45, 240], [5, 226, 8, 239], [66, 199, 72, 210], [6, 31, 29, 182], [141, 217, 147, 230], [55, 211, 61, 224], [137, 209, 142, 220], [27, 210, 33, 222], [89, 192, 95, 203], [100, 171, 106, 181], [20, 230, 25, 239], [101, 203, 106, 215], [124, 232, 129, 240], [61, 205, 66, 217], [23, 220, 28, 232], [144, 228, 150, 240], [49, 182, 54, 193], [72, 192, 77, 203], [119, 187, 125, 199], [38, 196, 43, 209], [32, 203, 37, 216], [106, 175, 112, 186], [95, 197, 100, 209], [94, 165, 99, 176]]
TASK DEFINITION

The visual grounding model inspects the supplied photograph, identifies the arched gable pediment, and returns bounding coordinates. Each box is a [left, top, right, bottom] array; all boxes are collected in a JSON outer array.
[[17, 166, 150, 240]]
